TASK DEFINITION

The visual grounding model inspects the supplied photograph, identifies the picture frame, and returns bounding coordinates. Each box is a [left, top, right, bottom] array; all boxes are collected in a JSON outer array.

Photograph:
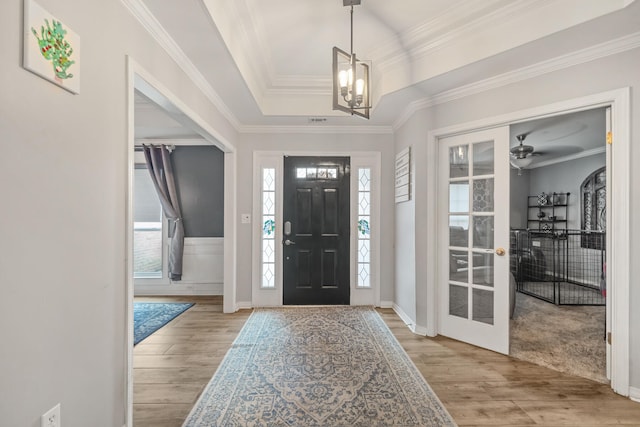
[[23, 0, 80, 94]]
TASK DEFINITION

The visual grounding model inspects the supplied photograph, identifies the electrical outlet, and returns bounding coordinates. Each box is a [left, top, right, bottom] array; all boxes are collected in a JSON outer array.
[[41, 404, 60, 427]]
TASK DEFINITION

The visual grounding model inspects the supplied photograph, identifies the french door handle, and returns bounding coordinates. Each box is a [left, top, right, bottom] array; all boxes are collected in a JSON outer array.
[[495, 247, 506, 256], [283, 239, 296, 246]]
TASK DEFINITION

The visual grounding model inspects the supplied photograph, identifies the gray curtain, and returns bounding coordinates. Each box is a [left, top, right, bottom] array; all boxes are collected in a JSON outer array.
[[143, 144, 184, 281]]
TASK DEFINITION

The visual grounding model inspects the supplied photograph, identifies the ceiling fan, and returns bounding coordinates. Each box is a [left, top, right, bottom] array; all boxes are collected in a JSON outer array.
[[510, 133, 543, 173]]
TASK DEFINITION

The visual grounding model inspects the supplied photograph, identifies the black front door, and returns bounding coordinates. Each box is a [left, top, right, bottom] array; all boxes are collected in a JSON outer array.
[[283, 156, 350, 305]]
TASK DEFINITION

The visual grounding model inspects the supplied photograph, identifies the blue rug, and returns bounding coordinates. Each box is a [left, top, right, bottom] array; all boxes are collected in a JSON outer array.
[[133, 302, 194, 345]]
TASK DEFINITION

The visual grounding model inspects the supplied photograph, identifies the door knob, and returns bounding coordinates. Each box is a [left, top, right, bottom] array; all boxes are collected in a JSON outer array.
[[495, 247, 506, 256], [283, 239, 296, 246]]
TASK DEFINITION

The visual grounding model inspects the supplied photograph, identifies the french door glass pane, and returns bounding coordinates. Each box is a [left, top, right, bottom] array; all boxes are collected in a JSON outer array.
[[472, 288, 494, 325], [449, 145, 469, 178], [472, 216, 494, 249], [473, 140, 494, 176], [449, 181, 469, 213], [449, 284, 468, 319], [449, 250, 468, 282], [473, 179, 494, 212], [449, 215, 469, 247], [472, 252, 494, 287]]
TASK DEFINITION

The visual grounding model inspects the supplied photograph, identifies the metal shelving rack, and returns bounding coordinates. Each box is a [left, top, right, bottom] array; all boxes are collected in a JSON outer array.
[[527, 192, 570, 233]]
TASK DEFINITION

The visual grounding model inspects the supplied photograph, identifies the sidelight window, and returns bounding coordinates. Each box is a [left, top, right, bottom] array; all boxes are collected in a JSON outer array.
[[261, 168, 277, 288], [357, 168, 371, 288]]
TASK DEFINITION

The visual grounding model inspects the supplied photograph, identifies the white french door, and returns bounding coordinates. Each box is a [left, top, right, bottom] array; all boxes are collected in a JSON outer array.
[[438, 127, 510, 354]]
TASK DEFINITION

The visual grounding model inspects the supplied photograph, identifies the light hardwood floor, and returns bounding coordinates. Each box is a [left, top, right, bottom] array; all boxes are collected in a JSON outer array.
[[133, 297, 640, 426]]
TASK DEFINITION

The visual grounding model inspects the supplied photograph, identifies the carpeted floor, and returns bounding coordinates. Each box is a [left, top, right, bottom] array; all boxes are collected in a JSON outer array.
[[133, 302, 194, 345], [510, 292, 607, 383], [183, 306, 457, 427]]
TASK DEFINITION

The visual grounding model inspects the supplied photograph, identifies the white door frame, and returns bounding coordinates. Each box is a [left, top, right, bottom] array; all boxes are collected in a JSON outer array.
[[125, 56, 237, 426], [425, 87, 630, 396], [251, 151, 381, 308]]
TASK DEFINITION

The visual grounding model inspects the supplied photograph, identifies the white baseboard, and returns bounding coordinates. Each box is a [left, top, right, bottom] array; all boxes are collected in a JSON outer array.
[[236, 301, 253, 310], [379, 300, 394, 309], [630, 386, 640, 403], [413, 324, 428, 336], [135, 282, 223, 296], [392, 303, 416, 333]]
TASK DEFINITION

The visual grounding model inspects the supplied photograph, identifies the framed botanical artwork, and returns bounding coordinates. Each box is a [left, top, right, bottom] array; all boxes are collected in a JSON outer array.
[[23, 0, 80, 94]]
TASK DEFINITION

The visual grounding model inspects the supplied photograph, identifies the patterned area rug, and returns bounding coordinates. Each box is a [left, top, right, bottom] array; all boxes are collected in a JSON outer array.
[[183, 306, 456, 426], [133, 302, 194, 345]]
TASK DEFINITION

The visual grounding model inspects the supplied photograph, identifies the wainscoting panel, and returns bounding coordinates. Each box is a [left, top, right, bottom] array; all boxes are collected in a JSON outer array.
[[135, 237, 224, 296]]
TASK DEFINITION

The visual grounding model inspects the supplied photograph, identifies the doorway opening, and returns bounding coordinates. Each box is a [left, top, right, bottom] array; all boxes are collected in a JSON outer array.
[[125, 58, 236, 426], [428, 88, 629, 396], [508, 107, 609, 383]]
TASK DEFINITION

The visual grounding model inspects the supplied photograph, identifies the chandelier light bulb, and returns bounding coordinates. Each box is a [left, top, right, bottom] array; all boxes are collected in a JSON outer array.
[[338, 70, 349, 88], [356, 78, 364, 95]]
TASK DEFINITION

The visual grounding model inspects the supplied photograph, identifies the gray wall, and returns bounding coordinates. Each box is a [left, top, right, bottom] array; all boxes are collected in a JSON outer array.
[[528, 154, 606, 230], [394, 46, 640, 389], [510, 168, 530, 229], [173, 145, 225, 237], [0, 0, 236, 425]]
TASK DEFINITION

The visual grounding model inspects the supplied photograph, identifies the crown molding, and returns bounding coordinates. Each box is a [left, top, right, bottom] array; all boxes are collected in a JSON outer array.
[[394, 32, 640, 130], [202, 0, 274, 105], [121, 0, 241, 130], [374, 0, 530, 71], [527, 146, 606, 169], [433, 31, 640, 105], [238, 125, 393, 135], [392, 98, 436, 131]]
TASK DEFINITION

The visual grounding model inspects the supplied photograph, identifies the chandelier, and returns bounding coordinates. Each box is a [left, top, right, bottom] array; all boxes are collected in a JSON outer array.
[[332, 0, 371, 119]]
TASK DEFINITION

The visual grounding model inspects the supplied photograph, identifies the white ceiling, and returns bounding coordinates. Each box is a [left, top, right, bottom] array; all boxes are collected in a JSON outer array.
[[132, 0, 636, 150], [510, 107, 607, 168]]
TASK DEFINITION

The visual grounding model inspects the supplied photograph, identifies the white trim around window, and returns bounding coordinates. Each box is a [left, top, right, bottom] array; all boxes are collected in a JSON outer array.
[[252, 153, 284, 306]]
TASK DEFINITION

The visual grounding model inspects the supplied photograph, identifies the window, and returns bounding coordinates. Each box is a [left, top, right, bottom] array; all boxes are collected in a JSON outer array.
[[133, 167, 164, 279], [357, 168, 371, 288], [581, 166, 606, 249], [261, 168, 276, 288]]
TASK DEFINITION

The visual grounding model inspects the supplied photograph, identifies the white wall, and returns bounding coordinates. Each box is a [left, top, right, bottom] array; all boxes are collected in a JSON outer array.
[[235, 132, 395, 305], [395, 47, 640, 389], [0, 0, 236, 425]]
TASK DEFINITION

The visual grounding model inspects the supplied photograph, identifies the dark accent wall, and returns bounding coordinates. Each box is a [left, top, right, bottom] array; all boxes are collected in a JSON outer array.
[[172, 145, 224, 237]]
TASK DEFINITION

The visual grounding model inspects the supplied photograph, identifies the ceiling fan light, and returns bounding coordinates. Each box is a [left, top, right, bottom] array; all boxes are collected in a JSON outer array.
[[510, 156, 534, 169]]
